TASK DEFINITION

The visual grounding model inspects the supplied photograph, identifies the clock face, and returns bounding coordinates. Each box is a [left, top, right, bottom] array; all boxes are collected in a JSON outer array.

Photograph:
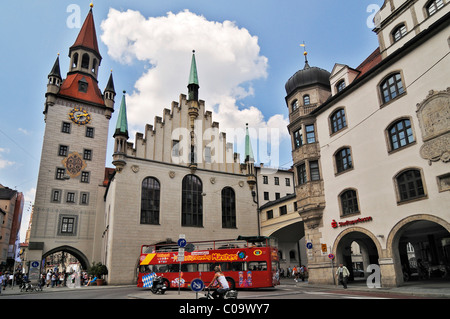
[[69, 107, 91, 125]]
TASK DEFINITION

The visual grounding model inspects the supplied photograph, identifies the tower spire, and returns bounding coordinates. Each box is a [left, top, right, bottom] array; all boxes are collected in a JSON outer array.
[[188, 50, 199, 101], [114, 91, 129, 139], [300, 42, 310, 69]]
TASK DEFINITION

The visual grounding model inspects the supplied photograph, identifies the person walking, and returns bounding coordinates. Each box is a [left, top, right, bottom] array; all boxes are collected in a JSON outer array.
[[336, 263, 350, 289]]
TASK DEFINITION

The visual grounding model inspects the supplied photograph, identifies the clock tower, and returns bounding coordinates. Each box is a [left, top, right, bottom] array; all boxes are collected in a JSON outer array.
[[28, 4, 115, 270]]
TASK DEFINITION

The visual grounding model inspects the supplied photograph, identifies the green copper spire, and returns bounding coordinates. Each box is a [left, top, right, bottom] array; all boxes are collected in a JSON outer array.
[[245, 123, 254, 162], [114, 91, 129, 138], [188, 50, 200, 101], [188, 50, 199, 86]]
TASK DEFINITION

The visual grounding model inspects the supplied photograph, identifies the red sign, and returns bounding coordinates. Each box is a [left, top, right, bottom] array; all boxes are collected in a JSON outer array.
[[332, 216, 373, 228]]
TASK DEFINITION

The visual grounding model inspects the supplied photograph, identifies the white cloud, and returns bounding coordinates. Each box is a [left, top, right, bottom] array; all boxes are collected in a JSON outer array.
[[0, 148, 14, 169], [100, 8, 289, 157]]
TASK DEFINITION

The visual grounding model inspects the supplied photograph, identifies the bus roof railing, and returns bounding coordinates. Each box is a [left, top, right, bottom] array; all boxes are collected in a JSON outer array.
[[141, 236, 277, 254]]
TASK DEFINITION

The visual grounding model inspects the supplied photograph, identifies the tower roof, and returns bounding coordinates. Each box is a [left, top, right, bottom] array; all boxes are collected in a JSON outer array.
[[114, 92, 129, 138], [188, 51, 199, 86], [48, 55, 61, 79], [105, 72, 116, 93], [70, 7, 101, 59], [245, 124, 254, 162]]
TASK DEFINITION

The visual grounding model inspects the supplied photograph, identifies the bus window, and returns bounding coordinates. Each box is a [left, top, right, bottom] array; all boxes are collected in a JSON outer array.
[[248, 261, 267, 271], [181, 263, 198, 272], [168, 264, 180, 272], [198, 263, 213, 272], [231, 262, 246, 271], [212, 263, 230, 272], [153, 264, 169, 273]]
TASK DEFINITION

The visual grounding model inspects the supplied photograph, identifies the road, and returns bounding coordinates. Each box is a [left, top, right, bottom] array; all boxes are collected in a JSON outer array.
[[0, 282, 430, 300]]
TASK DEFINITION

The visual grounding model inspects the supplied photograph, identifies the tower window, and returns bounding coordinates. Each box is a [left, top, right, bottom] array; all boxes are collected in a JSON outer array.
[[305, 124, 316, 144], [291, 99, 299, 112], [303, 95, 310, 106], [81, 53, 90, 69], [62, 122, 71, 134], [72, 53, 79, 69]]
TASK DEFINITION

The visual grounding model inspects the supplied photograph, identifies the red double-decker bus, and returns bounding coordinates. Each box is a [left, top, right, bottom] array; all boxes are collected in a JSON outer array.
[[137, 236, 280, 289]]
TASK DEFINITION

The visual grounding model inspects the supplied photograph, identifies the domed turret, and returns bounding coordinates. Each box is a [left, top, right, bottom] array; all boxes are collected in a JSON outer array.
[[285, 64, 331, 97]]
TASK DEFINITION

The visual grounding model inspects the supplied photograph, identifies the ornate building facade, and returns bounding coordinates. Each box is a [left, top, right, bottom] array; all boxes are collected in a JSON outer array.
[[286, 0, 449, 287], [29, 6, 258, 284]]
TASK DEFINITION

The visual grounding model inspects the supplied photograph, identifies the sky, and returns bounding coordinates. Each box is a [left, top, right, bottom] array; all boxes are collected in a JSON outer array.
[[0, 0, 384, 242]]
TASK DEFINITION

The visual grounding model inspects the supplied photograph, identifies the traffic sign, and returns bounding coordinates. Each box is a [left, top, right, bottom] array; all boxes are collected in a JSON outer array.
[[328, 253, 335, 260], [306, 242, 313, 249], [190, 278, 204, 292], [178, 238, 187, 248]]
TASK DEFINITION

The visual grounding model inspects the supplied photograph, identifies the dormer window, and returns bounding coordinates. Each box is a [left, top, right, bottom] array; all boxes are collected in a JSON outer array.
[[303, 95, 310, 106], [336, 80, 346, 92], [78, 77, 88, 93], [392, 24, 407, 43], [426, 0, 444, 16]]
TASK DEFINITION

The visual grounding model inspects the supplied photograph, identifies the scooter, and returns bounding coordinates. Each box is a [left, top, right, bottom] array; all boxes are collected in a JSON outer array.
[[150, 275, 167, 294]]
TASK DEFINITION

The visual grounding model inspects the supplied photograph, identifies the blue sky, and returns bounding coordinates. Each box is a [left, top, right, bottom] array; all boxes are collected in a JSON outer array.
[[0, 0, 384, 240]]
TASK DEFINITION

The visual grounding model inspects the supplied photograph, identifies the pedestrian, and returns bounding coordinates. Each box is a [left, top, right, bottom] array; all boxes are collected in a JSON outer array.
[[51, 272, 57, 288], [46, 270, 52, 287], [0, 273, 3, 294], [336, 263, 350, 289]]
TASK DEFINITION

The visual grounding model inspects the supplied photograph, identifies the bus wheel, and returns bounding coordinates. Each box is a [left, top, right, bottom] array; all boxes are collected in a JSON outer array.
[[225, 277, 235, 290]]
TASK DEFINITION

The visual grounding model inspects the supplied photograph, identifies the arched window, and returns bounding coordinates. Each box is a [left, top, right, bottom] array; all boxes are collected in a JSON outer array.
[[92, 59, 98, 74], [396, 169, 425, 202], [81, 53, 90, 69], [335, 147, 353, 173], [336, 80, 346, 92], [141, 177, 160, 225], [388, 118, 415, 151], [380, 72, 405, 103], [222, 187, 236, 228], [392, 24, 407, 42], [182, 175, 203, 227], [330, 108, 347, 134], [72, 53, 79, 69], [303, 95, 310, 106], [340, 189, 359, 216], [426, 0, 444, 16], [291, 99, 299, 112]]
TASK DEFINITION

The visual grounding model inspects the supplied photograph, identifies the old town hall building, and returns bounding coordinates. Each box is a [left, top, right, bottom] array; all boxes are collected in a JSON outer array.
[[28, 5, 258, 284]]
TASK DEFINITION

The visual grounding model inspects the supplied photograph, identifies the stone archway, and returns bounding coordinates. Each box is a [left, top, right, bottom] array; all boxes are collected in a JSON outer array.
[[387, 214, 450, 286], [333, 227, 382, 282], [43, 245, 90, 271]]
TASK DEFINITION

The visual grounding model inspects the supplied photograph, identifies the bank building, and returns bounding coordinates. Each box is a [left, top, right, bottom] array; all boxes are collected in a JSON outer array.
[[284, 0, 449, 287], [28, 5, 259, 284]]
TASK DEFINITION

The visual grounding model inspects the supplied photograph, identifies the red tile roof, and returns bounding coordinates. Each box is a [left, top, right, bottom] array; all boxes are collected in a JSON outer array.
[[59, 73, 105, 106], [70, 9, 101, 57], [355, 47, 382, 79]]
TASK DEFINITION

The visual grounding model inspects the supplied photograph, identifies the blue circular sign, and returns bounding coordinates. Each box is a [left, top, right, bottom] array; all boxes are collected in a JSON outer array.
[[190, 278, 204, 292], [31, 261, 39, 268], [178, 238, 187, 248], [306, 242, 313, 249]]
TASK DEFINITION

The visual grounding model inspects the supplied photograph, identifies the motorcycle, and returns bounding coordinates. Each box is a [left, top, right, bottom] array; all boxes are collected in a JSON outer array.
[[199, 288, 238, 300], [150, 275, 167, 294]]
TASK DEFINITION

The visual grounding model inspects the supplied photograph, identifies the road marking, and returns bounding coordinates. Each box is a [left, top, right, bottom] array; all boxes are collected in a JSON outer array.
[[304, 291, 390, 299]]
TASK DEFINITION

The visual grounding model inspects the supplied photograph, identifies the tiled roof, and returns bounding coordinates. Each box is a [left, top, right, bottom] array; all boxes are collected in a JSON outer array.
[[70, 8, 101, 57], [59, 73, 105, 106], [355, 47, 382, 79]]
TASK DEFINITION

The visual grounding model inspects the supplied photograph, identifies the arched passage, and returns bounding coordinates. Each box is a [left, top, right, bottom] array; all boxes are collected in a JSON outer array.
[[333, 228, 381, 282], [42, 246, 90, 272], [270, 221, 305, 273], [388, 215, 450, 286]]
